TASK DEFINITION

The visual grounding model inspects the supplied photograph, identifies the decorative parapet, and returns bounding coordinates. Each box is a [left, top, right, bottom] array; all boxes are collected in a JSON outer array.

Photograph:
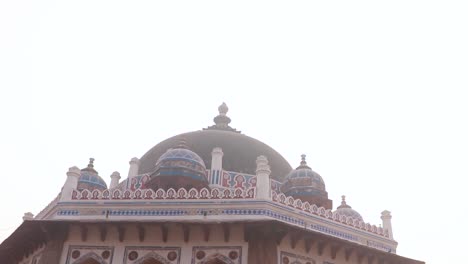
[[71, 187, 256, 200], [208, 170, 257, 189], [66, 186, 389, 246], [271, 191, 389, 238]]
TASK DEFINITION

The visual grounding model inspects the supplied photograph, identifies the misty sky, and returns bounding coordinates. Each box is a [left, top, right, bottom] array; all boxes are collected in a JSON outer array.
[[1, 1, 467, 263]]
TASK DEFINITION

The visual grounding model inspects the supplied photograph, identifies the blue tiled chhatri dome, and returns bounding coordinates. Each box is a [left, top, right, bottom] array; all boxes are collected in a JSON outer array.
[[77, 158, 107, 191], [335, 195, 364, 221], [281, 155, 333, 209], [146, 139, 209, 190]]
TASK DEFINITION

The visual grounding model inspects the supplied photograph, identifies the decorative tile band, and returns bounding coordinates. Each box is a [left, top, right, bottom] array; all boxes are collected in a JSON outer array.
[[57, 210, 79, 216], [367, 240, 395, 253], [309, 224, 358, 242]]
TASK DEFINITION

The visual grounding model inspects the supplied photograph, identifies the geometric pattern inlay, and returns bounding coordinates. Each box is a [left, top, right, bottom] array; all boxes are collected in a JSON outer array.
[[123, 246, 181, 264], [191, 246, 242, 264], [65, 246, 114, 264]]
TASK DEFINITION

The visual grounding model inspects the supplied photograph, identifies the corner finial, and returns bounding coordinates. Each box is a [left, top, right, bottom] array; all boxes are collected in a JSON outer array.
[[218, 102, 229, 115], [256, 155, 271, 174], [23, 212, 34, 221]]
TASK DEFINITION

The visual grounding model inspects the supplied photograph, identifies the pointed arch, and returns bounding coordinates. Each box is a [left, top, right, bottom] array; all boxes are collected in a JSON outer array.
[[201, 253, 235, 264], [74, 252, 105, 264], [141, 259, 163, 264], [80, 259, 101, 264], [134, 252, 171, 264], [204, 260, 227, 264]]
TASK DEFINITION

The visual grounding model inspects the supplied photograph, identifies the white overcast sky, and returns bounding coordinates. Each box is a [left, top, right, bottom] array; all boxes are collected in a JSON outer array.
[[1, 1, 467, 263]]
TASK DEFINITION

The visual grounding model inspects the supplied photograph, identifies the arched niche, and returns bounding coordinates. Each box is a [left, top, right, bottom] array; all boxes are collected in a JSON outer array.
[[205, 259, 228, 264], [80, 259, 101, 264], [134, 252, 170, 264], [74, 252, 105, 264], [201, 254, 234, 264], [141, 259, 164, 264]]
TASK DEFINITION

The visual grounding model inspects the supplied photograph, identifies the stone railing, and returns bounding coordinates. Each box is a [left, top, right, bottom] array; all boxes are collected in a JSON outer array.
[[271, 191, 389, 238], [71, 187, 256, 200]]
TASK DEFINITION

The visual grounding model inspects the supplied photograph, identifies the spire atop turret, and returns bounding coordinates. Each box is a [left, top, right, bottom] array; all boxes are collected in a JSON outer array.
[[81, 157, 98, 174], [297, 154, 311, 169], [338, 195, 351, 209]]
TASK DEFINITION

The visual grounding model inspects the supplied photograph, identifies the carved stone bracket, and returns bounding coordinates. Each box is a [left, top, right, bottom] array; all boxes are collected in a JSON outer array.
[[117, 225, 125, 242], [222, 223, 230, 242], [138, 225, 145, 242], [182, 224, 190, 243], [99, 225, 107, 242], [202, 225, 210, 242], [80, 225, 88, 242], [161, 224, 168, 243]]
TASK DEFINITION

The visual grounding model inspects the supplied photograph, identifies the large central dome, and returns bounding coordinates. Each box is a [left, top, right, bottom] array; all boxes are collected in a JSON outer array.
[[138, 103, 292, 180]]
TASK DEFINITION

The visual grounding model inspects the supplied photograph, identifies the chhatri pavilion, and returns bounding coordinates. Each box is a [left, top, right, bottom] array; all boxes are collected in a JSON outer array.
[[0, 103, 424, 264]]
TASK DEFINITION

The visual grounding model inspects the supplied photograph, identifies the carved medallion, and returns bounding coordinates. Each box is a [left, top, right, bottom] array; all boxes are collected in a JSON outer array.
[[71, 250, 80, 259], [167, 251, 178, 261], [128, 251, 138, 260]]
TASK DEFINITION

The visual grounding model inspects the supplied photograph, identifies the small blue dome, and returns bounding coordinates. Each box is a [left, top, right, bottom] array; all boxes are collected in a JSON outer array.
[[335, 195, 364, 221], [282, 155, 326, 192], [156, 148, 206, 170], [77, 158, 107, 191], [281, 155, 332, 209], [284, 167, 325, 191], [146, 140, 208, 190]]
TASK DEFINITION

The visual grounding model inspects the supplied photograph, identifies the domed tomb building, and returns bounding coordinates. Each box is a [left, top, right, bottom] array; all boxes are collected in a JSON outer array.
[[0, 103, 423, 264]]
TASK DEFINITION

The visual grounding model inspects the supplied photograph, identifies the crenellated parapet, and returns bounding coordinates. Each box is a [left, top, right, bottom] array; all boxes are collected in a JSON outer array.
[[271, 191, 389, 238], [71, 187, 256, 200]]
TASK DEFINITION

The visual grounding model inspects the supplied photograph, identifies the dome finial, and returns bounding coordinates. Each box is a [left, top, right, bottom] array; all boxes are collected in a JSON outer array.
[[335, 195, 363, 221], [218, 102, 229, 115], [203, 102, 240, 133], [297, 154, 311, 169], [81, 157, 98, 174], [337, 194, 351, 209], [214, 102, 231, 128], [301, 154, 307, 166]]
